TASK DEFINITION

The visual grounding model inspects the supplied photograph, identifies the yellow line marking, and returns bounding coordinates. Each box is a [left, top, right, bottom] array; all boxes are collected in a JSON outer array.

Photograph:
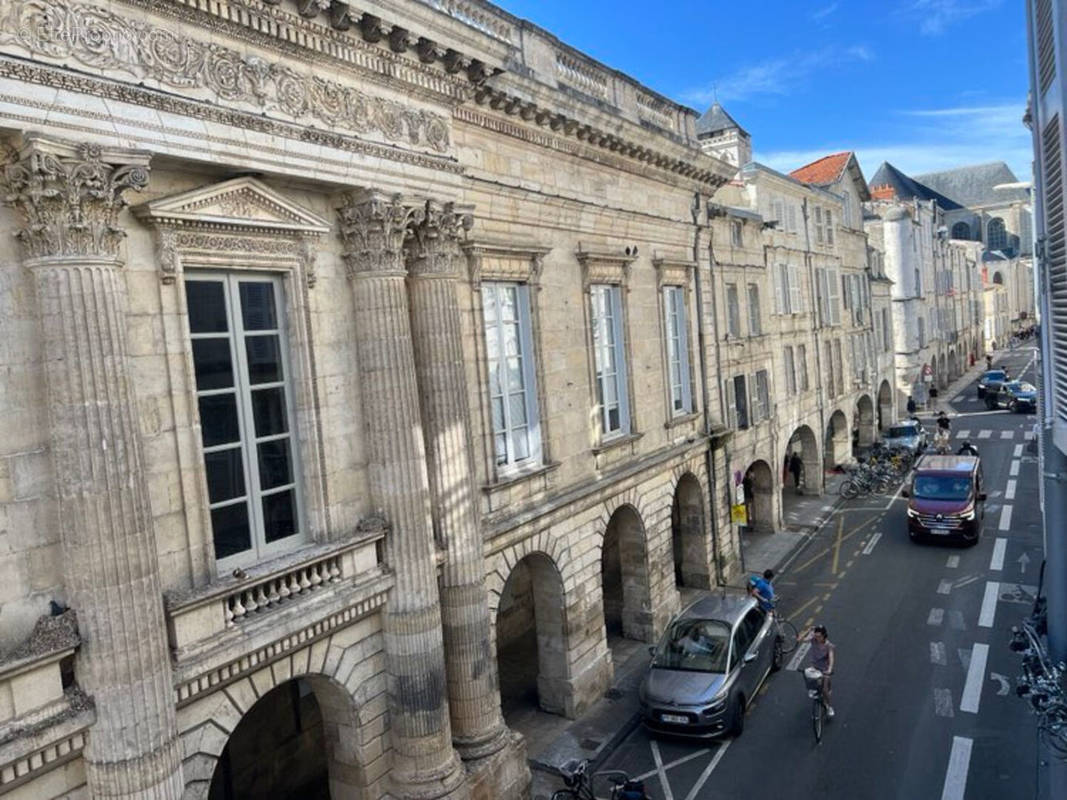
[[823, 593, 832, 601], [790, 594, 820, 620], [793, 515, 879, 573], [837, 571, 847, 580], [832, 515, 844, 574]]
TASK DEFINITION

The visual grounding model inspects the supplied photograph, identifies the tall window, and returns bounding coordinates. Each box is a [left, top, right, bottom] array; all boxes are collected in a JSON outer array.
[[882, 308, 892, 352], [731, 219, 743, 247], [825, 340, 835, 398], [186, 275, 303, 567], [789, 265, 803, 312], [815, 207, 824, 244], [591, 284, 630, 438], [918, 317, 927, 349], [726, 283, 741, 337], [663, 286, 692, 416], [747, 284, 762, 336], [753, 370, 770, 422], [833, 340, 844, 397], [731, 375, 749, 430], [952, 221, 970, 240], [987, 217, 1007, 250], [784, 346, 796, 394], [797, 344, 810, 391], [825, 209, 834, 245], [483, 282, 541, 470]]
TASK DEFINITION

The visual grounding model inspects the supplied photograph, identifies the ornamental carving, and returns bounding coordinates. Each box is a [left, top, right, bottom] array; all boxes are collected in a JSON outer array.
[[0, 135, 150, 261], [0, 0, 451, 152], [405, 200, 473, 278], [338, 190, 419, 278]]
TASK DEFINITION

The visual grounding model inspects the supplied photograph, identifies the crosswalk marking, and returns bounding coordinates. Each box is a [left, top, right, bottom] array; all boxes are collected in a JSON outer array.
[[977, 430, 992, 439], [961, 643, 989, 713], [1001, 430, 1014, 439], [1005, 479, 1016, 500], [1010, 460, 1020, 477], [956, 430, 971, 439], [1014, 444, 1024, 457]]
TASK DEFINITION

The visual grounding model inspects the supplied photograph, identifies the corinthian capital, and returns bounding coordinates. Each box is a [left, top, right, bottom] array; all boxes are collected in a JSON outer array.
[[0, 135, 150, 262], [405, 200, 474, 278], [338, 189, 419, 278]]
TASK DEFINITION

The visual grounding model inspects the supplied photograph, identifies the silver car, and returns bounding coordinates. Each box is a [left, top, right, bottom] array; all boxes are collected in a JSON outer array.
[[884, 420, 928, 454], [638, 592, 780, 739]]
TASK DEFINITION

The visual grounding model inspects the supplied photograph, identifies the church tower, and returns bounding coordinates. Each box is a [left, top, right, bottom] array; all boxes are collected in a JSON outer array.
[[696, 102, 751, 170]]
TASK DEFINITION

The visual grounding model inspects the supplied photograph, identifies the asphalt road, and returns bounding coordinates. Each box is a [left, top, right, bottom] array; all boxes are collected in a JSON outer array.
[[595, 347, 1048, 800]]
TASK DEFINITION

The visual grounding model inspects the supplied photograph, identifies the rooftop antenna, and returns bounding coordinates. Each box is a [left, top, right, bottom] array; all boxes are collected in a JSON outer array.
[[713, 82, 719, 104]]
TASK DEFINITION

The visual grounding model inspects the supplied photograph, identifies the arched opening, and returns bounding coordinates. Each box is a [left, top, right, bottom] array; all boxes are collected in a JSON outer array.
[[208, 676, 367, 800], [824, 410, 850, 470], [782, 424, 821, 511], [496, 553, 571, 720], [877, 380, 893, 432], [742, 460, 775, 533], [855, 395, 876, 450], [671, 474, 709, 589], [948, 350, 959, 381], [951, 221, 970, 240], [602, 506, 652, 642], [993, 271, 1004, 286], [988, 218, 1007, 251]]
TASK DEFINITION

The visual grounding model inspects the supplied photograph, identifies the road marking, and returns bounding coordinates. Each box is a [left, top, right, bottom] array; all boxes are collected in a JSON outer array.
[[979, 581, 999, 628], [1009, 460, 1020, 476], [786, 642, 811, 672], [946, 555, 960, 568], [832, 516, 843, 575], [954, 574, 982, 589], [990, 538, 1006, 571], [1005, 479, 1016, 500], [960, 643, 989, 713], [934, 688, 955, 717], [683, 740, 731, 800], [937, 579, 953, 595], [954, 394, 966, 402], [862, 532, 882, 555], [928, 608, 945, 625], [948, 610, 967, 630], [1014, 444, 1024, 457], [650, 740, 676, 800], [940, 736, 973, 800], [1001, 430, 1014, 439], [999, 505, 1013, 531], [978, 429, 992, 439], [930, 641, 947, 665], [635, 749, 710, 782], [790, 595, 819, 621], [956, 430, 971, 439]]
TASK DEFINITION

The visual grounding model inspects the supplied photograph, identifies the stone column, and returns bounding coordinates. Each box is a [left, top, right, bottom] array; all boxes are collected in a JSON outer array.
[[338, 190, 467, 800], [404, 203, 513, 768], [1, 136, 183, 797]]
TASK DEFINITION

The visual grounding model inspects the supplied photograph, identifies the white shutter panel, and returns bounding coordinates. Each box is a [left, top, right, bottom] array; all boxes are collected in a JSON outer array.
[[774, 265, 785, 314], [789, 265, 803, 312], [828, 270, 841, 325]]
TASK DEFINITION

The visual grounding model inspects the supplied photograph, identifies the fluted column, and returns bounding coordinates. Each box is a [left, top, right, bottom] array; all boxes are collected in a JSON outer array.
[[1, 136, 183, 798], [405, 202, 509, 762], [338, 190, 467, 800]]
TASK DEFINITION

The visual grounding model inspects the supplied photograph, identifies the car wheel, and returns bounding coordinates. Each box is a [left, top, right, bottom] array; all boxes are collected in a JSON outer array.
[[977, 388, 984, 399], [726, 695, 745, 737], [771, 636, 784, 672], [986, 396, 997, 410], [1010, 400, 1018, 413]]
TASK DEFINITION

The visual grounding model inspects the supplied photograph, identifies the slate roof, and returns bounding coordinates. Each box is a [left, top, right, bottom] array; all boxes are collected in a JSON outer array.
[[868, 162, 962, 210], [789, 152, 852, 186], [913, 162, 1029, 208], [696, 102, 748, 137]]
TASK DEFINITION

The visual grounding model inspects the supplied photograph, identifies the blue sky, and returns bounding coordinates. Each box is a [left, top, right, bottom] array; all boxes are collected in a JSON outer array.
[[494, 0, 1032, 181]]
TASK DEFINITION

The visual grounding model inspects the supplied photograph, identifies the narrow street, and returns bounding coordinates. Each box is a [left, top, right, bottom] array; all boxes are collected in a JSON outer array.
[[592, 348, 1045, 800]]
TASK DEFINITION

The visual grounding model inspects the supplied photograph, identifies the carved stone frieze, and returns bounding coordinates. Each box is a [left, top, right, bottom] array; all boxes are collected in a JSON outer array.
[[405, 199, 473, 278], [0, 0, 451, 152], [462, 240, 551, 289], [338, 190, 419, 278], [652, 256, 696, 288], [576, 249, 635, 290], [0, 135, 150, 261]]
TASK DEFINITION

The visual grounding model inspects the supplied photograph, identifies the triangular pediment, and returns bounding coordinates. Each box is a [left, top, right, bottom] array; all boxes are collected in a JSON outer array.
[[133, 177, 331, 235]]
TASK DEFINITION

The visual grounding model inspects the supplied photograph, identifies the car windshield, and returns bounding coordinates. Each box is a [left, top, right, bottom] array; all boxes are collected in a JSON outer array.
[[1011, 382, 1036, 393], [913, 475, 973, 501], [983, 371, 1006, 382], [652, 618, 731, 673], [888, 424, 919, 438]]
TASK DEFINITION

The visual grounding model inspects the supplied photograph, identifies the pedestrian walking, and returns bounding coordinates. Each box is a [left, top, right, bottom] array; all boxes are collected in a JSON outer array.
[[789, 451, 803, 492], [906, 395, 916, 415]]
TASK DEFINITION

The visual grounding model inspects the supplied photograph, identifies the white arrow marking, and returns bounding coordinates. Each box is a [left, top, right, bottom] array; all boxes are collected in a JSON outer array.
[[990, 672, 1010, 696], [1018, 552, 1031, 574]]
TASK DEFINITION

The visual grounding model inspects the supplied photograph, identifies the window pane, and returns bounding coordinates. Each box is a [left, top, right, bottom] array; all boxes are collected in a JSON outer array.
[[503, 323, 520, 357], [494, 433, 508, 465], [512, 426, 530, 461], [239, 282, 278, 331], [185, 281, 228, 333], [608, 405, 620, 431], [191, 338, 234, 391], [482, 286, 498, 322], [257, 439, 293, 490], [251, 388, 289, 437], [245, 335, 283, 385], [507, 356, 524, 392], [211, 502, 252, 559], [499, 287, 517, 321], [262, 489, 298, 543], [205, 447, 246, 504], [199, 394, 241, 447], [508, 392, 527, 426], [491, 396, 505, 431]]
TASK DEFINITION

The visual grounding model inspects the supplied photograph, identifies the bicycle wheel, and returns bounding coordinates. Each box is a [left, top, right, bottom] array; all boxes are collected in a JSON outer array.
[[812, 697, 824, 743], [840, 480, 858, 499], [776, 619, 799, 654]]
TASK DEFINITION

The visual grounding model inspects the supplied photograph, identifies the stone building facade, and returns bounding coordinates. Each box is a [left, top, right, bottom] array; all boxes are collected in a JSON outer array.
[[0, 1, 739, 799]]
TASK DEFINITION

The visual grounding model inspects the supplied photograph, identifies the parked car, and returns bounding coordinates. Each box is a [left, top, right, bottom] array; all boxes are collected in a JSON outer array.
[[977, 369, 1008, 399], [639, 592, 779, 739], [990, 380, 1037, 413], [884, 419, 928, 453], [902, 454, 986, 545]]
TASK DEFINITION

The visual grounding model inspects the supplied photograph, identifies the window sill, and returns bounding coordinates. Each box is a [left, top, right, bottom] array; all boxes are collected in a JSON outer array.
[[591, 431, 643, 456], [664, 411, 701, 429], [482, 460, 560, 492]]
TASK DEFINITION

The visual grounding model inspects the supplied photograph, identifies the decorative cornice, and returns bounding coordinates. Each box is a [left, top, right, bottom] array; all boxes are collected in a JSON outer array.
[[338, 190, 420, 278], [652, 255, 696, 287], [0, 134, 150, 262], [462, 239, 551, 288], [405, 199, 473, 278], [576, 248, 636, 289]]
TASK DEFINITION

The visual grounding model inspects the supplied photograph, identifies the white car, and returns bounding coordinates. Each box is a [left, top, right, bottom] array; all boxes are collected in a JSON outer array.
[[884, 420, 928, 453]]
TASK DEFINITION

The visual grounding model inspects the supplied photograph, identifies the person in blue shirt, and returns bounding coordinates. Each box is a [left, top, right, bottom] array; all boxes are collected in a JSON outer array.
[[747, 569, 775, 612]]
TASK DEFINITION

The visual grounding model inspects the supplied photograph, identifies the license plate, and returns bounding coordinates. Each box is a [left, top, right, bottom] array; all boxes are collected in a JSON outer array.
[[930, 527, 952, 535], [661, 713, 689, 724]]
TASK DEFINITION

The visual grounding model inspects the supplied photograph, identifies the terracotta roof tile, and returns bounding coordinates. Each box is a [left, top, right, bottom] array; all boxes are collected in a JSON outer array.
[[789, 152, 852, 186]]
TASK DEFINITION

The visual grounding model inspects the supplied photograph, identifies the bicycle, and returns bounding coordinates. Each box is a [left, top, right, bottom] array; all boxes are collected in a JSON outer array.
[[550, 758, 650, 800], [766, 599, 799, 660], [804, 666, 829, 743]]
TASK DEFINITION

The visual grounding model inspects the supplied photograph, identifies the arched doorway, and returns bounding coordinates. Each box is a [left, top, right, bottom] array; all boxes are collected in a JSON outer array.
[[855, 395, 876, 449], [783, 425, 821, 496], [496, 553, 571, 719], [877, 380, 893, 432], [671, 474, 710, 589], [743, 460, 775, 533], [602, 505, 652, 642], [824, 410, 850, 470], [208, 676, 366, 800], [948, 350, 959, 381]]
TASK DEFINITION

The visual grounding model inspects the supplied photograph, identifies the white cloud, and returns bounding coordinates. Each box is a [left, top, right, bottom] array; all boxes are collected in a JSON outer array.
[[811, 3, 840, 21], [902, 0, 1003, 36], [681, 46, 874, 106]]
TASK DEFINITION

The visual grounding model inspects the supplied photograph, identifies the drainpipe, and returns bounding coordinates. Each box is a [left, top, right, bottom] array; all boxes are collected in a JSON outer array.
[[803, 198, 828, 488], [692, 192, 724, 586]]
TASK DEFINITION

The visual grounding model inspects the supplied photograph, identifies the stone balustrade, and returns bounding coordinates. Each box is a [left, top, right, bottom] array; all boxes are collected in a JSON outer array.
[[637, 92, 677, 131], [224, 555, 342, 625], [420, 0, 515, 43], [556, 51, 610, 100]]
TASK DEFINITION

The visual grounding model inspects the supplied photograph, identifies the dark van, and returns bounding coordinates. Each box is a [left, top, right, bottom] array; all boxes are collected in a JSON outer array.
[[902, 455, 986, 545]]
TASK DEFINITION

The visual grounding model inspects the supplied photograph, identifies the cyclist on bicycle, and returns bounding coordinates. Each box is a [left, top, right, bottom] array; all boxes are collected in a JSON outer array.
[[747, 569, 775, 613], [957, 440, 979, 457], [798, 624, 836, 718]]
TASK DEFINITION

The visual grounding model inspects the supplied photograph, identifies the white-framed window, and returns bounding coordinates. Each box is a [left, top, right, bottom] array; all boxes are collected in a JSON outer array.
[[729, 374, 749, 430], [483, 282, 542, 470], [787, 204, 798, 233], [663, 286, 693, 416], [747, 283, 762, 336], [753, 370, 770, 422], [731, 219, 743, 247], [825, 209, 834, 245], [833, 339, 844, 396], [789, 265, 803, 312], [828, 269, 841, 325], [185, 274, 304, 568], [774, 264, 787, 314], [824, 340, 835, 397], [797, 344, 810, 391], [726, 283, 741, 337], [784, 345, 797, 395], [815, 207, 824, 244], [773, 198, 785, 226], [591, 284, 630, 437]]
